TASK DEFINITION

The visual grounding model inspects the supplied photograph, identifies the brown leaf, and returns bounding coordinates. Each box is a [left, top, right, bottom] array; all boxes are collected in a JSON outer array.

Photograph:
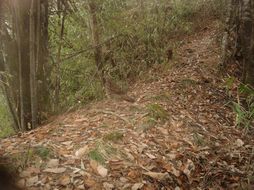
[[90, 160, 99, 173], [46, 159, 59, 168], [43, 167, 66, 174], [75, 145, 88, 158], [103, 182, 114, 190], [26, 176, 39, 187], [84, 177, 97, 188], [97, 165, 108, 177], [143, 171, 170, 181], [59, 175, 71, 186], [128, 170, 141, 180], [132, 183, 144, 190]]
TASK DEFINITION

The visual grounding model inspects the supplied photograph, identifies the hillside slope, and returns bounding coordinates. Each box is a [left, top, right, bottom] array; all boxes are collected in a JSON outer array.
[[0, 21, 253, 190]]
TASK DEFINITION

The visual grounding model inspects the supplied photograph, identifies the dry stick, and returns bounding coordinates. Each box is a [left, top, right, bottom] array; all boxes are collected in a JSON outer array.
[[61, 33, 123, 62], [94, 109, 132, 126]]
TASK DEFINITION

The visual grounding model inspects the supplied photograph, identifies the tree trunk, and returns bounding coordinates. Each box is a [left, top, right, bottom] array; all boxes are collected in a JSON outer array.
[[222, 0, 254, 87], [29, 0, 38, 129], [37, 0, 50, 122], [54, 0, 66, 110], [1, 0, 50, 131], [88, 1, 104, 83]]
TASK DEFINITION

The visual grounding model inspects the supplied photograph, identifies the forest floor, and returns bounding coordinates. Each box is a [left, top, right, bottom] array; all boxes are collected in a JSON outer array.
[[1, 21, 254, 190]]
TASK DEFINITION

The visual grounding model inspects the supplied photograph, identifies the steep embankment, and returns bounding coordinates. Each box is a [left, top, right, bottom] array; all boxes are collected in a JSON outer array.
[[0, 21, 253, 190]]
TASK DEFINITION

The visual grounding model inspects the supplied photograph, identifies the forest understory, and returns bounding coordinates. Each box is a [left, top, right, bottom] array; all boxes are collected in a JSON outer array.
[[0, 21, 253, 190]]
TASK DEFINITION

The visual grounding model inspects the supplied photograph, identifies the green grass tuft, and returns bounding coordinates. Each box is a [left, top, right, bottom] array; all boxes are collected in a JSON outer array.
[[33, 146, 53, 160], [88, 148, 105, 164], [147, 103, 169, 122], [103, 131, 124, 142]]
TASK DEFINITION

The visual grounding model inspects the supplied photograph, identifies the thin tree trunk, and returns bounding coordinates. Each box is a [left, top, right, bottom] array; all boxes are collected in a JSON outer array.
[[30, 0, 38, 129], [37, 0, 50, 121], [13, 1, 26, 130], [88, 1, 104, 83], [54, 0, 66, 110]]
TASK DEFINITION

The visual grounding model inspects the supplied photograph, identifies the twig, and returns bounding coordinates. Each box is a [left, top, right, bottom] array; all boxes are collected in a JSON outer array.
[[94, 109, 132, 125], [61, 34, 123, 62]]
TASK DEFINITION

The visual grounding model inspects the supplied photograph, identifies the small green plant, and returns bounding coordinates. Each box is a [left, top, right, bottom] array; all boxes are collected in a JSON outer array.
[[88, 148, 105, 164], [140, 118, 158, 132], [100, 124, 110, 128], [103, 131, 124, 142], [192, 133, 205, 146], [224, 76, 236, 97], [179, 79, 197, 88], [0, 127, 15, 139], [152, 92, 171, 102], [147, 103, 169, 122], [33, 146, 53, 160], [0, 93, 14, 138], [232, 84, 254, 130]]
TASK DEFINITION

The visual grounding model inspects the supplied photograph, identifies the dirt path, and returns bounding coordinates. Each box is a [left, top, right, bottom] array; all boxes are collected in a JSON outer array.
[[0, 22, 253, 190]]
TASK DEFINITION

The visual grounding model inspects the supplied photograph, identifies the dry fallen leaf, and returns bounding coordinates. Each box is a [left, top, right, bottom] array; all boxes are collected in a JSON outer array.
[[143, 171, 170, 181], [183, 159, 195, 177], [132, 183, 144, 190], [26, 176, 39, 187], [103, 182, 114, 190], [20, 167, 40, 178], [146, 153, 156, 159], [59, 175, 71, 186], [97, 165, 108, 177], [128, 170, 141, 180], [75, 145, 88, 158], [89, 160, 108, 177], [43, 167, 66, 174], [46, 159, 59, 168], [84, 177, 97, 188], [90, 160, 99, 173], [235, 139, 244, 147]]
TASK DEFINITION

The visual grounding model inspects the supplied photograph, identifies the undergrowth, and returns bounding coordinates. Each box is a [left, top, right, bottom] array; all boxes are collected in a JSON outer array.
[[225, 77, 254, 131], [52, 0, 226, 108], [0, 94, 14, 138], [147, 103, 169, 122], [232, 84, 254, 131]]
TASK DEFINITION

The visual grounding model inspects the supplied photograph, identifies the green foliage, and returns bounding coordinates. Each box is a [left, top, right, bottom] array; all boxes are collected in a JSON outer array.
[[88, 142, 118, 164], [103, 131, 124, 142], [224, 77, 236, 93], [179, 79, 198, 88], [48, 0, 226, 109], [192, 132, 205, 146], [152, 92, 171, 102], [33, 146, 53, 160], [140, 118, 158, 132], [100, 123, 110, 128], [88, 148, 106, 164], [147, 103, 169, 122], [232, 84, 254, 130], [0, 94, 14, 138]]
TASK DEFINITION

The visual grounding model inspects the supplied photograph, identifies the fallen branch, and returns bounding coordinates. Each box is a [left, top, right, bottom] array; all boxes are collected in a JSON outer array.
[[94, 109, 132, 125]]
